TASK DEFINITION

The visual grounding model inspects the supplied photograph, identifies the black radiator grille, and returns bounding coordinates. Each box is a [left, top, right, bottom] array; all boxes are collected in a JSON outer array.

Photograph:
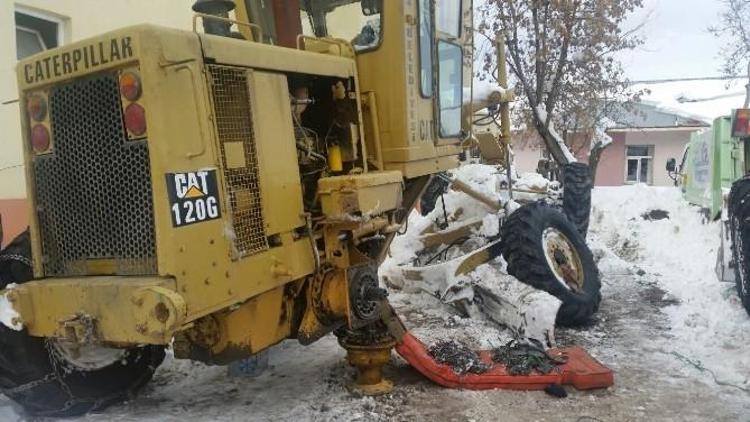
[[33, 72, 156, 276]]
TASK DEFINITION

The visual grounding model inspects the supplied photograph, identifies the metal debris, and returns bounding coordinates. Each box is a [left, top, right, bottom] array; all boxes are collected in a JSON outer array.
[[428, 340, 490, 375], [492, 340, 568, 376]]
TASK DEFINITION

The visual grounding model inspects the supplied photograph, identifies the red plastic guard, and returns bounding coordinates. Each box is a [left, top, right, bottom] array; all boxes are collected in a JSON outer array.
[[395, 332, 614, 391]]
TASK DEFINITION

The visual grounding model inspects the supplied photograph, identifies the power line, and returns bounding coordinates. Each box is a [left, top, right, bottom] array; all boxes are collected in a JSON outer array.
[[0, 165, 23, 173], [631, 75, 745, 84]]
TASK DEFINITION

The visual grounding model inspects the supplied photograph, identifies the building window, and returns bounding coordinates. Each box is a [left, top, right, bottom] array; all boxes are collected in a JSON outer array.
[[15, 9, 62, 60], [625, 145, 653, 184]]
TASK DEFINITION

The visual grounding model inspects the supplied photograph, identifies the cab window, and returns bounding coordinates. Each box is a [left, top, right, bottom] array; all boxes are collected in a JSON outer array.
[[436, 0, 461, 37], [300, 0, 382, 52], [438, 41, 463, 137], [418, 0, 433, 97]]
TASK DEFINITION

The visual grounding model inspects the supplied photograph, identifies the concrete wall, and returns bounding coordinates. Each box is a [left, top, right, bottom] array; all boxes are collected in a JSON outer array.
[[593, 132, 626, 186], [0, 0, 194, 242]]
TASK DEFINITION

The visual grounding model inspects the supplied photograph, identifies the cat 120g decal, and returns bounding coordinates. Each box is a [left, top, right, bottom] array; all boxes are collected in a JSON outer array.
[[166, 170, 221, 227]]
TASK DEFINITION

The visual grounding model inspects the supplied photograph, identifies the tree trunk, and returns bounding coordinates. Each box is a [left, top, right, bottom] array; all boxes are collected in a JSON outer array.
[[588, 141, 610, 184], [532, 112, 573, 166]]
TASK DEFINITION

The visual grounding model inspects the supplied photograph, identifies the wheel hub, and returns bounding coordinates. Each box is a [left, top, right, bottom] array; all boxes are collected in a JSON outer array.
[[49, 340, 127, 371], [542, 227, 585, 291]]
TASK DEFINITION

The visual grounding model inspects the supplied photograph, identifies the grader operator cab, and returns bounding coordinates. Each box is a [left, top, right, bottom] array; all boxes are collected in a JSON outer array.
[[0, 0, 606, 416]]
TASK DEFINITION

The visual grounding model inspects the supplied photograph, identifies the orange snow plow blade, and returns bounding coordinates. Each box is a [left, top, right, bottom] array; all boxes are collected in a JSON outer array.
[[396, 332, 614, 391]]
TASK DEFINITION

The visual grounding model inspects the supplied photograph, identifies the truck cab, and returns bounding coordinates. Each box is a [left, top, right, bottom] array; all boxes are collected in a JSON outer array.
[[668, 111, 746, 220]]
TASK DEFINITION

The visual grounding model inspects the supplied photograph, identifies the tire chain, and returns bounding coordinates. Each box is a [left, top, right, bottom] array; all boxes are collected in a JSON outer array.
[[0, 242, 98, 416], [6, 342, 159, 417], [0, 341, 82, 417], [0, 254, 32, 287], [0, 254, 156, 417], [0, 254, 32, 270]]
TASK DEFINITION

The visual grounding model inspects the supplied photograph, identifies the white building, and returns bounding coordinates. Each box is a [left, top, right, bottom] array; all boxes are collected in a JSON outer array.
[[0, 0, 194, 242]]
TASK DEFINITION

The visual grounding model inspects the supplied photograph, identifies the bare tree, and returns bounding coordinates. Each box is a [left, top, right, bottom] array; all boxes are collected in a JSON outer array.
[[710, 0, 750, 107], [476, 0, 644, 177]]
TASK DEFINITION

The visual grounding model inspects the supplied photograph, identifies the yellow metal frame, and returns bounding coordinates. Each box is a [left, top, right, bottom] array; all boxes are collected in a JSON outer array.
[[8, 0, 476, 358]]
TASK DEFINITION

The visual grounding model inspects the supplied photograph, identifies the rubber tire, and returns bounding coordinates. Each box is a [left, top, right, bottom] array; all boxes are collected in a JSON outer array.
[[501, 201, 601, 326], [0, 231, 165, 418], [728, 175, 750, 315], [420, 173, 451, 216], [0, 229, 32, 289], [562, 163, 593, 238]]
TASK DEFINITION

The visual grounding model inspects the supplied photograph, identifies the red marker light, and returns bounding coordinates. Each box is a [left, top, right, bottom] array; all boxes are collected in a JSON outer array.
[[27, 95, 47, 121], [31, 124, 50, 153], [124, 103, 147, 137], [119, 71, 142, 102], [733, 109, 750, 138]]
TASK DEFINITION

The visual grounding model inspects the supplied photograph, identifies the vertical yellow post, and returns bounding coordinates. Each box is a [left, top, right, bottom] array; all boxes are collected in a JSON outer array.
[[496, 35, 514, 198], [496, 35, 511, 145]]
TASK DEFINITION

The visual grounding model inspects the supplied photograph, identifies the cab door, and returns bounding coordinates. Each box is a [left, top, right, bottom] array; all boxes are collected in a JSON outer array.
[[418, 0, 469, 144]]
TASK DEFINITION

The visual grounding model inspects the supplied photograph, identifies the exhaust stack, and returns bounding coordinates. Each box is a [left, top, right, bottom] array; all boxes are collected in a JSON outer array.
[[192, 0, 235, 37]]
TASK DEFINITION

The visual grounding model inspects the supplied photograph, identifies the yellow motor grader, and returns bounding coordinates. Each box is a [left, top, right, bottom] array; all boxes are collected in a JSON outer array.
[[0, 0, 602, 416]]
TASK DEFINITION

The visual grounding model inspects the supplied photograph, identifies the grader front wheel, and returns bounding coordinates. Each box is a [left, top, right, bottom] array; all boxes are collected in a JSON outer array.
[[562, 163, 594, 238], [501, 201, 601, 326]]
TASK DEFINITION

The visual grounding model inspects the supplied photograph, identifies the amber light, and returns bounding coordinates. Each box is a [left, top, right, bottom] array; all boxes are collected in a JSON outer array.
[[124, 103, 147, 136], [27, 95, 47, 121], [31, 124, 50, 153], [119, 71, 142, 101]]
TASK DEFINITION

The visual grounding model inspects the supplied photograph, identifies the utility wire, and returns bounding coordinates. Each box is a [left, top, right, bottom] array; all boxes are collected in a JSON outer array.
[[631, 75, 744, 84], [0, 165, 23, 173]]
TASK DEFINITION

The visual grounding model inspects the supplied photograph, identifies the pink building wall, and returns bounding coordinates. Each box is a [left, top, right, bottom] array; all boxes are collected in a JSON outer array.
[[594, 132, 626, 186], [622, 130, 695, 186], [0, 199, 28, 246], [512, 129, 697, 187]]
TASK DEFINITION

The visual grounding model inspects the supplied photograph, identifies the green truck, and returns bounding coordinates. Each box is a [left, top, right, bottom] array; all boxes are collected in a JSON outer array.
[[667, 109, 750, 315]]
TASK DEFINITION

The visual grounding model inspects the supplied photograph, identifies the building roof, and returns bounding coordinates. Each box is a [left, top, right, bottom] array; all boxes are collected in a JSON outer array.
[[607, 101, 709, 130], [621, 78, 747, 127]]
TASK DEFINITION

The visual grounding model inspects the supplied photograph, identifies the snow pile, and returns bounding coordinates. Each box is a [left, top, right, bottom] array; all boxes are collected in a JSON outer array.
[[382, 163, 523, 272], [512, 171, 549, 191], [0, 285, 22, 331], [382, 164, 561, 347], [589, 185, 750, 389], [380, 164, 518, 348]]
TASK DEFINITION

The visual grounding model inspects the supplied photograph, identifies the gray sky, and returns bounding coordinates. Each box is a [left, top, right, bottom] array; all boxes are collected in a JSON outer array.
[[618, 0, 726, 81]]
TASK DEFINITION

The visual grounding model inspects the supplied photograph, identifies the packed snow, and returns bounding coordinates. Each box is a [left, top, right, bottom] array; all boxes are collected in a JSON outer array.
[[0, 171, 749, 420], [0, 284, 22, 331], [590, 185, 750, 391]]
